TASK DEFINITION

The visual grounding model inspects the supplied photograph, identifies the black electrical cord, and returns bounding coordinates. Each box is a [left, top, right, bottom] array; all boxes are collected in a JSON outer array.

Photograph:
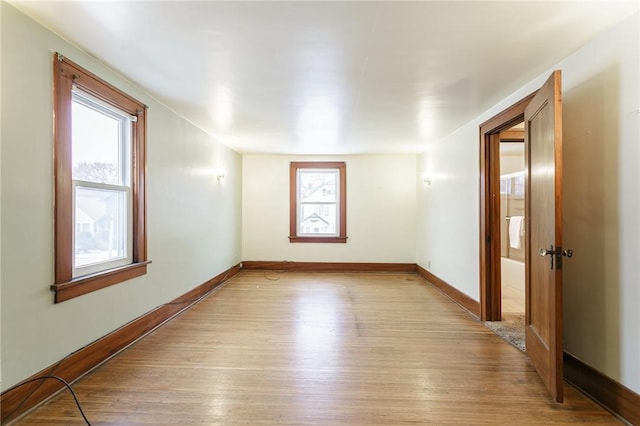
[[3, 354, 70, 422], [263, 260, 290, 281], [5, 267, 239, 423], [264, 270, 285, 281], [3, 375, 91, 425]]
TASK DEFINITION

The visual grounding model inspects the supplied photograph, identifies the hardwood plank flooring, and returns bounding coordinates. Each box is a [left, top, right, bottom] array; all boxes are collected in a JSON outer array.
[[10, 271, 619, 425], [502, 276, 525, 315], [501, 258, 525, 315]]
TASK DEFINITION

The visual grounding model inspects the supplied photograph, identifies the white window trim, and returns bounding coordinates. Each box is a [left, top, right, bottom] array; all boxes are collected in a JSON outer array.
[[296, 168, 340, 237], [72, 181, 133, 277], [71, 89, 134, 278]]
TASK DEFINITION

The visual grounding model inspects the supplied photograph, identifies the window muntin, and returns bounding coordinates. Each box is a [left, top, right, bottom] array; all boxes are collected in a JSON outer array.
[[289, 162, 346, 243], [53, 53, 148, 303]]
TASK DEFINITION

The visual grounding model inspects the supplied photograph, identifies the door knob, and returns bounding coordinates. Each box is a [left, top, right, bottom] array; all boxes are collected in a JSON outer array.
[[539, 245, 556, 269], [539, 247, 556, 256], [539, 245, 573, 269]]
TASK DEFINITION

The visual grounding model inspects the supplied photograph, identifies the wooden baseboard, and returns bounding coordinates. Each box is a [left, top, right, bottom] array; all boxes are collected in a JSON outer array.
[[242, 260, 416, 273], [415, 264, 481, 318], [0, 263, 241, 424], [415, 267, 639, 424], [564, 352, 640, 425], [5, 263, 637, 426]]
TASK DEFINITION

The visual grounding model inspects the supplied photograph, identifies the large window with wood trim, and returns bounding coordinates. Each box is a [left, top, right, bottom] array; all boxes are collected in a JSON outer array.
[[52, 53, 148, 303], [289, 162, 347, 243]]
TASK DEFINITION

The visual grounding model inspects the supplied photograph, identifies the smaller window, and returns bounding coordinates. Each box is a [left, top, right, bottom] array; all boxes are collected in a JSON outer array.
[[289, 162, 347, 243]]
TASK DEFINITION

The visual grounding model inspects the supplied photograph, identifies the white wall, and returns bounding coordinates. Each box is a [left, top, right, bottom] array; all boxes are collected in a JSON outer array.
[[500, 152, 525, 176], [0, 3, 242, 390], [561, 13, 639, 395], [243, 154, 416, 263], [416, 131, 480, 299], [416, 13, 639, 394]]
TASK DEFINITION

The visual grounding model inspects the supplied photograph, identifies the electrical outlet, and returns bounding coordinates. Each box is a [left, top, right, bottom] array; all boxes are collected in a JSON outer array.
[[427, 260, 431, 269]]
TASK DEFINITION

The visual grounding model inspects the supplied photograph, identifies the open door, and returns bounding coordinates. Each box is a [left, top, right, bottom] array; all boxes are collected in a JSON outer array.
[[524, 70, 564, 402]]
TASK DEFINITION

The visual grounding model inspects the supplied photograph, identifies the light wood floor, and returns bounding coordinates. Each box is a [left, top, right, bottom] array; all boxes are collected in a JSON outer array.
[[502, 273, 525, 315], [501, 258, 525, 315], [12, 271, 619, 425]]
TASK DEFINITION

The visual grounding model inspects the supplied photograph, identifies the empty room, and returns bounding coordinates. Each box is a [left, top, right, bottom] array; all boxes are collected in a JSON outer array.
[[1, 1, 639, 424]]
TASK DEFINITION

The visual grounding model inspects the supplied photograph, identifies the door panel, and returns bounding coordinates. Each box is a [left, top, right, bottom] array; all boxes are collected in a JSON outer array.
[[525, 70, 563, 402]]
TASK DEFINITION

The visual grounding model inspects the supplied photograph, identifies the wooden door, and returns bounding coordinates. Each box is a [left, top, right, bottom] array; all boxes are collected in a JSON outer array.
[[524, 70, 564, 402]]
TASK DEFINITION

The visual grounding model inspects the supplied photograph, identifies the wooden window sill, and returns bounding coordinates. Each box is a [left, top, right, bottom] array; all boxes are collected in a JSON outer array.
[[51, 261, 151, 303], [288, 236, 347, 243]]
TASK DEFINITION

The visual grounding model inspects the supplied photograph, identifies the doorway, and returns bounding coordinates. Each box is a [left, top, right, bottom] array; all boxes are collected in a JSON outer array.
[[499, 124, 525, 317], [479, 71, 565, 402], [478, 93, 534, 323], [483, 124, 527, 351]]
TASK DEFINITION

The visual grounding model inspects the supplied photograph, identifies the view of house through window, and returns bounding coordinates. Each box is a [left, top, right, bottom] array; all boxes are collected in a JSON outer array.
[[72, 89, 133, 275], [289, 162, 347, 243], [298, 169, 338, 236]]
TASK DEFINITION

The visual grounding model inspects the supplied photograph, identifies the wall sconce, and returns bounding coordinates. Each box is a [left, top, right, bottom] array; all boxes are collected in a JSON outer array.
[[216, 168, 226, 181], [421, 173, 431, 186]]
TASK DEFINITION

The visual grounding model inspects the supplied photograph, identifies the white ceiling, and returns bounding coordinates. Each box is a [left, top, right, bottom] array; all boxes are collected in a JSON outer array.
[[9, 1, 639, 155]]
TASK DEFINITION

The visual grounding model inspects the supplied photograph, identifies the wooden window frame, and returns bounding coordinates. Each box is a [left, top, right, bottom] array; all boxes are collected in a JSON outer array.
[[51, 53, 149, 303], [289, 162, 347, 243]]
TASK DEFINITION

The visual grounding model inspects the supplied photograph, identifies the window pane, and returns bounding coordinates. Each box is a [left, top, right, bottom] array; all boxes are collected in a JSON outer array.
[[75, 187, 127, 268], [500, 177, 509, 194], [299, 170, 337, 203], [513, 174, 525, 196], [299, 203, 337, 235], [72, 93, 129, 185]]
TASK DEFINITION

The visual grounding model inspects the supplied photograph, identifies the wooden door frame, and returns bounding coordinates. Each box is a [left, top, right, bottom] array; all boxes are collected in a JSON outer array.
[[479, 93, 535, 322]]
